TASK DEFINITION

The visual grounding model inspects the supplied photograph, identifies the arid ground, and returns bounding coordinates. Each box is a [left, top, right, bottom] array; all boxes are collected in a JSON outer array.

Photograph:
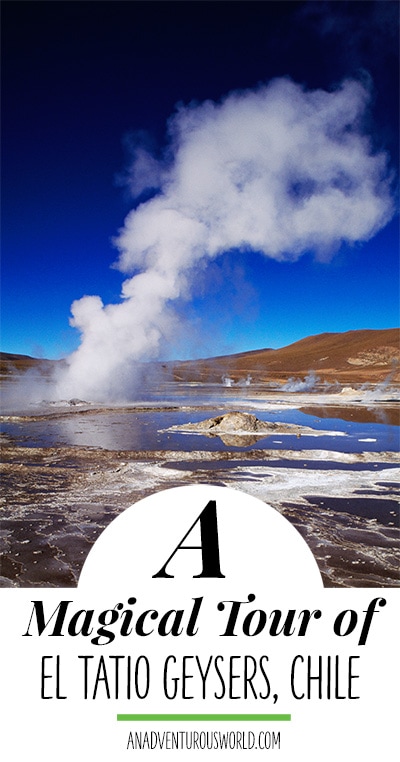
[[1, 329, 399, 588]]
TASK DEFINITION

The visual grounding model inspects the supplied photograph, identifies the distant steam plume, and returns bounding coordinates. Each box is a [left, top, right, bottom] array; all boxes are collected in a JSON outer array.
[[281, 371, 320, 393], [57, 77, 394, 401]]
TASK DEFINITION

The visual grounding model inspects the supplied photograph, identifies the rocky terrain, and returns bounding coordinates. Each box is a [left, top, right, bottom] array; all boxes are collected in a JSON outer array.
[[1, 433, 398, 589], [1, 328, 399, 589]]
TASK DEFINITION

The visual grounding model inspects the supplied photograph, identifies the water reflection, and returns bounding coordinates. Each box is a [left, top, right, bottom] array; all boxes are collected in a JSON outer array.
[[1, 406, 399, 453]]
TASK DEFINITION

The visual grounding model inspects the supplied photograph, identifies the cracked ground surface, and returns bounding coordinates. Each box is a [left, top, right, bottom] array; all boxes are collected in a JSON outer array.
[[1, 431, 398, 587]]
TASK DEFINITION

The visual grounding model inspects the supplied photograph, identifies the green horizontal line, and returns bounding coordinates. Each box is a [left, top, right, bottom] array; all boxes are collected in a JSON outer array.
[[117, 714, 291, 722]]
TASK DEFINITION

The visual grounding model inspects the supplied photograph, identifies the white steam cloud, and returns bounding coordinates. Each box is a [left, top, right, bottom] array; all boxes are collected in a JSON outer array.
[[57, 77, 394, 401]]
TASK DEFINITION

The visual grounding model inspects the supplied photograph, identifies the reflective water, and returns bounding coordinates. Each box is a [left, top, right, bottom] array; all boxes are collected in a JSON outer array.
[[1, 405, 399, 453]]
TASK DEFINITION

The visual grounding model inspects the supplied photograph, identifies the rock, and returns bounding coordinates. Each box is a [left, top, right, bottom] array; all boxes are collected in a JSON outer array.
[[165, 410, 345, 443], [196, 411, 260, 432]]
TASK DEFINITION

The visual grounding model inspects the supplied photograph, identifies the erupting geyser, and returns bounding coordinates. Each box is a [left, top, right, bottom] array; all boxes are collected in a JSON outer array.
[[55, 77, 393, 402]]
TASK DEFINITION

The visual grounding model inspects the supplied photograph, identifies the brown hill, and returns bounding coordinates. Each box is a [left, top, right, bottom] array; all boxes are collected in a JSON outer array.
[[171, 328, 400, 385], [0, 352, 60, 377], [1, 329, 399, 387]]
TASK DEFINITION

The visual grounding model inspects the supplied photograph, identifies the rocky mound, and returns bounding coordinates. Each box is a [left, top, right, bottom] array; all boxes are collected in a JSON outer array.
[[193, 411, 262, 433], [166, 410, 344, 446]]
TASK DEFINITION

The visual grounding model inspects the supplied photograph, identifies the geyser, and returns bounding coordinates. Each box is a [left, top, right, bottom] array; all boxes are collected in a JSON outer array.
[[55, 77, 393, 402]]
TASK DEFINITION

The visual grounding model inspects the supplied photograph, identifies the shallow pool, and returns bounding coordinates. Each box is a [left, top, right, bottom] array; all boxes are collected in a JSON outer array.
[[2, 405, 399, 453]]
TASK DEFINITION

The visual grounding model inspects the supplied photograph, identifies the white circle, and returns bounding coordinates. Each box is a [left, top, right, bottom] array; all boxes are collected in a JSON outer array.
[[78, 484, 322, 592]]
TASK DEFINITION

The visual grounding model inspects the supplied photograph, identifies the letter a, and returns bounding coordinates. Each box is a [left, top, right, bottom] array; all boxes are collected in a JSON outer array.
[[152, 500, 225, 578]]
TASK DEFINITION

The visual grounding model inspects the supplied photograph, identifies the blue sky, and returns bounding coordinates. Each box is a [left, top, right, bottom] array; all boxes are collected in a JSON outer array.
[[1, 1, 399, 362]]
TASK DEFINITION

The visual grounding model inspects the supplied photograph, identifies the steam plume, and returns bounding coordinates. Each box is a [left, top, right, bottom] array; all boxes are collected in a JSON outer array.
[[281, 371, 320, 393], [57, 78, 394, 401]]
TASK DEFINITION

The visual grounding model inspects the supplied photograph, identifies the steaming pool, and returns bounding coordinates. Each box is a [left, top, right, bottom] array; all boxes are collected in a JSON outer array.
[[1, 387, 399, 589]]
